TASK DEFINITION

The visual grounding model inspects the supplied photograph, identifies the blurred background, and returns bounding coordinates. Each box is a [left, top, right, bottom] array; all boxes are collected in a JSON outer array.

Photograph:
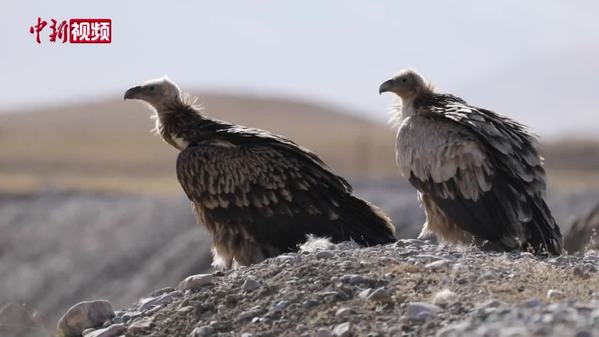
[[1, 0, 599, 332]]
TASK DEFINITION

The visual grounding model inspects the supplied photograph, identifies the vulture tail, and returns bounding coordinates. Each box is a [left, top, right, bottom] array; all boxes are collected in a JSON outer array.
[[334, 195, 397, 246], [523, 195, 563, 255]]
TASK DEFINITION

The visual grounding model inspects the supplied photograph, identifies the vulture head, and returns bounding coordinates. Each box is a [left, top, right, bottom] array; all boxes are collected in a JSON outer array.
[[379, 69, 432, 99], [124, 76, 181, 110]]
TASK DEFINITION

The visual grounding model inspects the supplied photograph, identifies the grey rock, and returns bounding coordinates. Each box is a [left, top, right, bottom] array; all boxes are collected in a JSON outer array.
[[358, 288, 372, 299], [315, 328, 333, 337], [335, 307, 354, 318], [237, 308, 262, 322], [140, 291, 180, 310], [303, 299, 320, 308], [272, 300, 288, 312], [406, 302, 441, 322], [425, 259, 450, 270], [191, 325, 215, 337], [83, 324, 126, 337], [316, 250, 334, 259], [522, 298, 542, 308], [333, 322, 352, 337], [150, 287, 176, 297], [242, 278, 261, 293], [178, 274, 214, 291], [57, 300, 114, 337], [547, 289, 566, 300], [127, 316, 153, 334]]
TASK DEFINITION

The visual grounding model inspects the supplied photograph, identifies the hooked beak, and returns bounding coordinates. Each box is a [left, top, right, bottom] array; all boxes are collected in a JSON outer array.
[[378, 79, 396, 94], [124, 86, 143, 101]]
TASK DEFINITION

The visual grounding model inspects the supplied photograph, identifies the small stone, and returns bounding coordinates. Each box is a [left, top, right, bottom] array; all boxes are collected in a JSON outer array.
[[272, 301, 288, 312], [140, 292, 180, 310], [316, 250, 334, 259], [335, 307, 353, 318], [316, 328, 333, 337], [83, 324, 126, 337], [358, 288, 372, 299], [178, 274, 214, 291], [367, 287, 391, 302], [333, 322, 352, 337], [242, 278, 261, 292], [191, 325, 215, 337], [128, 317, 153, 334], [547, 289, 565, 300], [57, 300, 114, 337], [237, 308, 262, 322], [575, 330, 592, 337], [241, 333, 253, 337], [150, 287, 176, 297], [425, 259, 450, 270], [407, 302, 441, 322], [432, 289, 457, 306], [178, 306, 194, 314], [303, 299, 320, 308], [522, 298, 542, 308]]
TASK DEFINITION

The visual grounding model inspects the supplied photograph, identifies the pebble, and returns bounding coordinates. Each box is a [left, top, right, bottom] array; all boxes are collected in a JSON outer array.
[[140, 291, 180, 310], [547, 289, 566, 300], [432, 289, 457, 306], [407, 302, 441, 322], [191, 325, 215, 337], [335, 307, 354, 318], [237, 308, 262, 322], [242, 278, 261, 292], [316, 250, 334, 259], [128, 317, 153, 334], [425, 259, 450, 270], [358, 288, 372, 299], [56, 300, 114, 337], [303, 299, 320, 308], [333, 322, 352, 337], [178, 274, 214, 291], [316, 328, 333, 337], [367, 287, 391, 302], [82, 324, 126, 337], [272, 300, 288, 312]]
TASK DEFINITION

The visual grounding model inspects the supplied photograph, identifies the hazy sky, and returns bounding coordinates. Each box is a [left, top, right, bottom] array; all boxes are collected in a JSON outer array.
[[2, 1, 598, 137]]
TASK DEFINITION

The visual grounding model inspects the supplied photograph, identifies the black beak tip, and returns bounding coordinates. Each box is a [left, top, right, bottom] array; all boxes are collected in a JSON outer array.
[[124, 86, 142, 101], [379, 80, 394, 95]]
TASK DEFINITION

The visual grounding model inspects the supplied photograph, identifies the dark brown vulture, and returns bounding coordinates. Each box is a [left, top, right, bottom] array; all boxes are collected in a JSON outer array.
[[124, 77, 396, 268], [379, 69, 562, 255]]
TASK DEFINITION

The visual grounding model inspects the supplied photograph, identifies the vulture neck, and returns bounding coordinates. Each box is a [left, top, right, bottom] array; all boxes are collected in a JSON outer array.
[[153, 97, 218, 151]]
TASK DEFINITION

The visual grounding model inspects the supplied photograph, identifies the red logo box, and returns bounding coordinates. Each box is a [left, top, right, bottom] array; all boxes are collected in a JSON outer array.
[[69, 19, 111, 44]]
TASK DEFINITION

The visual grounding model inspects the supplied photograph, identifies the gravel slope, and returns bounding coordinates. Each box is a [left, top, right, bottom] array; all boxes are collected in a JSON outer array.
[[88, 240, 599, 337]]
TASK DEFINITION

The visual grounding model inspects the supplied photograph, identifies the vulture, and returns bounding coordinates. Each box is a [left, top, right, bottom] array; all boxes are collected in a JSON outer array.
[[124, 77, 396, 268], [379, 69, 562, 255]]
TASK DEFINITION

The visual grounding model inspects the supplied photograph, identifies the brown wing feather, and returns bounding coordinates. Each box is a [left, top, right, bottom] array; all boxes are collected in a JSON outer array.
[[176, 135, 395, 254]]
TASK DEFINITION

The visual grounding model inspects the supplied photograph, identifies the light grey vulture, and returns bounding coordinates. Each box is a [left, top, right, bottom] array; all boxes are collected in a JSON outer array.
[[124, 77, 396, 268], [379, 69, 562, 255]]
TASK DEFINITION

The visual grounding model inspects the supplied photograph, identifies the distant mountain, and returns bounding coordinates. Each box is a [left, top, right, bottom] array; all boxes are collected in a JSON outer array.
[[0, 93, 399, 194]]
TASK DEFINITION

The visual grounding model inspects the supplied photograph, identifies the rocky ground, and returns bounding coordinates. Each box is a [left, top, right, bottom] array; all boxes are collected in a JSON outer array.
[[49, 239, 599, 337]]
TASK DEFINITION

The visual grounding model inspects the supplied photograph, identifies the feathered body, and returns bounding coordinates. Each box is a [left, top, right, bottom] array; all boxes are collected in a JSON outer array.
[[125, 78, 396, 268], [380, 70, 562, 254]]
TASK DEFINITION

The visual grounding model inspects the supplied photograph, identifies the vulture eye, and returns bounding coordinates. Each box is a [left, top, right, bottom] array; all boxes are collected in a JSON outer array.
[[149, 86, 155, 91], [400, 78, 408, 83]]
